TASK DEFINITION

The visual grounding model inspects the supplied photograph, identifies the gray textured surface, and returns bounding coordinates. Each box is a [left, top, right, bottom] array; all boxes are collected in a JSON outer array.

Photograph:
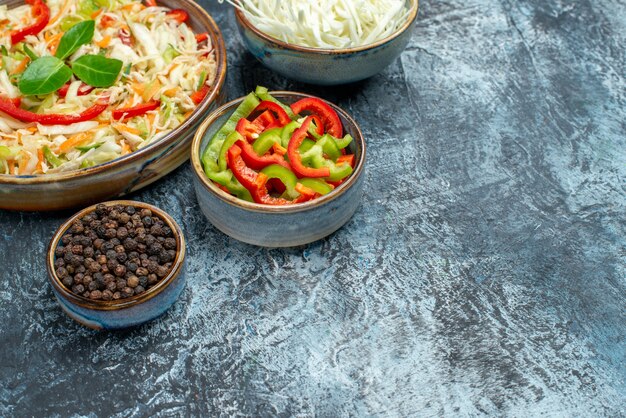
[[1, 0, 625, 416]]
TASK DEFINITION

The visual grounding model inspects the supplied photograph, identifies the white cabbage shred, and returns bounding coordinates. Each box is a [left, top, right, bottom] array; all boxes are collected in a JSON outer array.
[[223, 0, 410, 49]]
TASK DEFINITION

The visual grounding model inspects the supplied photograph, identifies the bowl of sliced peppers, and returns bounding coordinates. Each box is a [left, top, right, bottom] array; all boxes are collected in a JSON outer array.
[[190, 87, 365, 247]]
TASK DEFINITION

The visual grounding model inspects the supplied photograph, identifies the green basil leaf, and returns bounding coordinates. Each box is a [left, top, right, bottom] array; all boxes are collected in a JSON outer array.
[[55, 20, 95, 61], [18, 56, 72, 96], [71, 54, 122, 87]]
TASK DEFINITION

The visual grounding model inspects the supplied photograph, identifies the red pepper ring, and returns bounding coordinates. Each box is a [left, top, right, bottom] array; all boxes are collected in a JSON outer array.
[[310, 115, 324, 136], [195, 32, 209, 43], [166, 9, 189, 24], [252, 101, 291, 127], [290, 97, 343, 138], [287, 116, 330, 178], [112, 100, 160, 120], [190, 84, 211, 105], [0, 97, 108, 125], [57, 82, 94, 98], [227, 145, 292, 205], [236, 139, 290, 170], [10, 0, 50, 45]]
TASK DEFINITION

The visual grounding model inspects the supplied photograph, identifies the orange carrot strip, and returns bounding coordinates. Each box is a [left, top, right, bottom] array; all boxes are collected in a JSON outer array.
[[59, 131, 94, 153], [11, 57, 30, 75], [114, 123, 141, 135], [95, 35, 111, 48], [35, 148, 44, 173]]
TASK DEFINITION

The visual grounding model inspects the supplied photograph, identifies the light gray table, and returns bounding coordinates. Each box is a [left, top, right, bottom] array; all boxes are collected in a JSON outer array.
[[1, 0, 624, 416]]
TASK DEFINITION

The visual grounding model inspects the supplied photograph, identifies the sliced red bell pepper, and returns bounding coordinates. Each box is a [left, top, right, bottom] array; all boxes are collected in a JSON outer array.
[[290, 97, 342, 138], [336, 154, 355, 168], [195, 32, 209, 43], [292, 183, 317, 203], [100, 15, 116, 28], [235, 118, 262, 142], [287, 116, 330, 178], [227, 144, 291, 205], [0, 97, 108, 125], [267, 178, 286, 194], [145, 0, 157, 7], [10, 0, 50, 45], [252, 110, 276, 128], [190, 84, 210, 105], [57, 82, 94, 98], [235, 110, 277, 142], [166, 9, 188, 23], [112, 100, 160, 120], [236, 139, 290, 170], [310, 115, 324, 136], [2, 97, 22, 107], [252, 101, 291, 126]]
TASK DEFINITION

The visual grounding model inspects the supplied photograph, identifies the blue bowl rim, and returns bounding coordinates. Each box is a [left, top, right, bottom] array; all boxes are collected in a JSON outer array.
[[46, 200, 186, 311], [235, 0, 419, 54], [190, 91, 366, 214]]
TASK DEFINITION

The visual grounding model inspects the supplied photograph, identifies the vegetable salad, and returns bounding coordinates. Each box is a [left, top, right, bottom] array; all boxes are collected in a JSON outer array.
[[0, 0, 217, 175], [202, 87, 355, 205]]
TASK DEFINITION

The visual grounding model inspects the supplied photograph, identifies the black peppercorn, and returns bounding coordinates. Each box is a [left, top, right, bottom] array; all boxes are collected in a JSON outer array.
[[56, 204, 175, 300]]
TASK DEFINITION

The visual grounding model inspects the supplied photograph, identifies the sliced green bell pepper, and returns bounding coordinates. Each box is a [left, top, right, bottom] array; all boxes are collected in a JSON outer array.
[[260, 164, 298, 199], [202, 92, 260, 172], [43, 146, 63, 167], [299, 178, 334, 195], [252, 127, 283, 156], [218, 131, 243, 171]]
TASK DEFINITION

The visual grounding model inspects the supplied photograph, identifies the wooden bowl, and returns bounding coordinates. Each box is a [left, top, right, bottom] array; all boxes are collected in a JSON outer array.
[[0, 0, 227, 211]]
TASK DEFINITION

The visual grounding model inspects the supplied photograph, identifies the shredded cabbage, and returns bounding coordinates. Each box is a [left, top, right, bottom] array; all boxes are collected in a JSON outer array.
[[224, 0, 410, 49]]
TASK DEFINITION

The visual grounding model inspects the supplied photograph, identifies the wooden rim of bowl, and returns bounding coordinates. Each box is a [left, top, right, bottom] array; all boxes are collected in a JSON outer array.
[[190, 91, 366, 214], [0, 0, 226, 185], [47, 200, 186, 311], [235, 0, 419, 54]]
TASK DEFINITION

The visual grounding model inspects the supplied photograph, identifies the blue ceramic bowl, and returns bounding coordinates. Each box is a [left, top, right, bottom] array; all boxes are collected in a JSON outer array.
[[190, 92, 366, 247], [234, 0, 418, 85], [46, 201, 186, 330]]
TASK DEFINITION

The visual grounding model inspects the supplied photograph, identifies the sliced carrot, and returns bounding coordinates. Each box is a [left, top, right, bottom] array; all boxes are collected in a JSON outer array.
[[183, 110, 193, 119], [17, 151, 30, 175], [59, 131, 94, 153], [121, 140, 132, 154], [91, 8, 103, 19], [10, 57, 30, 75], [47, 32, 64, 55], [26, 126, 38, 133], [162, 87, 179, 97], [35, 149, 44, 173], [131, 82, 145, 96], [142, 80, 161, 102], [95, 35, 111, 48], [114, 123, 141, 135], [8, 160, 17, 175]]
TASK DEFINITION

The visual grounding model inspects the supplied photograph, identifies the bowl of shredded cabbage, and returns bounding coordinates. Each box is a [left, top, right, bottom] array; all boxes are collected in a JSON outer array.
[[230, 0, 418, 85], [0, 0, 226, 210]]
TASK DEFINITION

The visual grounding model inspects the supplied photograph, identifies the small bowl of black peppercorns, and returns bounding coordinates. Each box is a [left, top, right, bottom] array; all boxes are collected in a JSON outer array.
[[46, 200, 186, 330]]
